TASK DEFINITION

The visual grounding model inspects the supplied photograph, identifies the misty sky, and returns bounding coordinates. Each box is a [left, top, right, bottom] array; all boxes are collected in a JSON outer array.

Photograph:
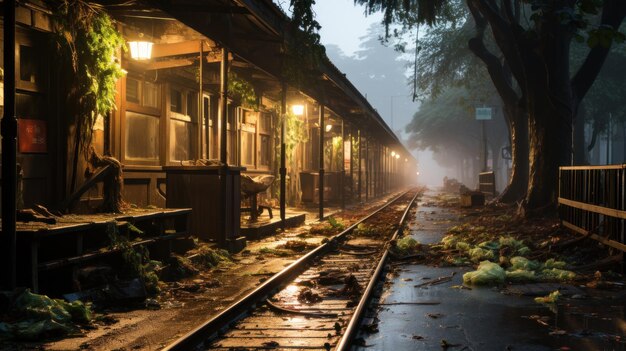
[[312, 0, 447, 186]]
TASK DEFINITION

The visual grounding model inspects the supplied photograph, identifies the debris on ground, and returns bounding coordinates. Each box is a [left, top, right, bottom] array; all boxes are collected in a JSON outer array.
[[187, 245, 232, 269], [0, 289, 92, 340], [277, 239, 317, 253], [257, 247, 293, 257], [462, 261, 506, 286], [297, 288, 322, 304], [390, 236, 420, 258], [534, 290, 561, 304], [158, 254, 199, 282]]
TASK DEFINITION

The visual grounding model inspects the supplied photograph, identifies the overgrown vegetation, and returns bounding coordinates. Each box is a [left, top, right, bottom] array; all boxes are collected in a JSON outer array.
[[228, 72, 258, 110], [51, 0, 124, 190], [106, 223, 160, 295]]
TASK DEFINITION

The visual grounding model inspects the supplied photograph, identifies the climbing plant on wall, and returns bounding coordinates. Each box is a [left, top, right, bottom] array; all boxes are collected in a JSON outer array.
[[51, 0, 124, 191], [228, 72, 258, 110], [272, 108, 309, 205], [52, 0, 124, 150]]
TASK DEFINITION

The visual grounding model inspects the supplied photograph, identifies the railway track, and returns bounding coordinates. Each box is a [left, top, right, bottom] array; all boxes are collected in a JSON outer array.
[[163, 189, 421, 351]]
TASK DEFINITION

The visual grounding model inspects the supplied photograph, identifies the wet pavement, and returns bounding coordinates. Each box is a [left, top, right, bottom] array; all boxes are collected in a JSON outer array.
[[358, 193, 626, 351]]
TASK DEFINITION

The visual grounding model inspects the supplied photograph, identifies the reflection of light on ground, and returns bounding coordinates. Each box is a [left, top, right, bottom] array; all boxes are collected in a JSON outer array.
[[284, 284, 299, 295]]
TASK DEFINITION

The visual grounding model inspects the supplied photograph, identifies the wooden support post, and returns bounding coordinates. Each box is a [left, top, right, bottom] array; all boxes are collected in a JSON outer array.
[[340, 120, 345, 209], [219, 48, 229, 164], [349, 129, 354, 201], [319, 104, 325, 220], [364, 135, 369, 201], [357, 130, 361, 202], [198, 41, 204, 158], [218, 47, 229, 245], [280, 83, 287, 230], [1, 0, 17, 289]]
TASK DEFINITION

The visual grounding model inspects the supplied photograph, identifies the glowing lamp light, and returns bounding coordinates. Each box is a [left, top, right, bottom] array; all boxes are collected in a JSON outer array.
[[129, 40, 153, 60], [391, 151, 396, 157], [416, 171, 420, 175], [405, 158, 408, 162], [325, 124, 333, 132], [291, 104, 305, 116], [395, 154, 400, 159]]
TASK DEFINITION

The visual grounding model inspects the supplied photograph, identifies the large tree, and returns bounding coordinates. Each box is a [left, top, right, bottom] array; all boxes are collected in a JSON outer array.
[[348, 0, 626, 213]]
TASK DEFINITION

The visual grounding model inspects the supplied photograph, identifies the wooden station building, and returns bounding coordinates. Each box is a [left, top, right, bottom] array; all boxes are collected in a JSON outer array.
[[0, 0, 417, 291]]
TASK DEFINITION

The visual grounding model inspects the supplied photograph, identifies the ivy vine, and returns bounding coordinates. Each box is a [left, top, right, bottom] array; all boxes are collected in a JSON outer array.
[[228, 72, 258, 110], [51, 0, 124, 153]]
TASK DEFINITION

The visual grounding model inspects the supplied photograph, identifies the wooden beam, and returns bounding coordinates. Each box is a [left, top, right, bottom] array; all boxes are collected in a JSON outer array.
[[146, 58, 194, 70], [558, 197, 626, 220], [151, 40, 213, 58], [562, 220, 626, 252]]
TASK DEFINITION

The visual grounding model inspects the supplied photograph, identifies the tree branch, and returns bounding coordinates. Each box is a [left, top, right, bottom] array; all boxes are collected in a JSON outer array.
[[571, 0, 626, 101], [469, 0, 528, 90], [467, 0, 518, 106]]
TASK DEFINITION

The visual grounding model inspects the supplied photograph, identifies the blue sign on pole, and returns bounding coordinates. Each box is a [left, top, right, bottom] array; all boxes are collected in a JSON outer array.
[[475, 107, 492, 120]]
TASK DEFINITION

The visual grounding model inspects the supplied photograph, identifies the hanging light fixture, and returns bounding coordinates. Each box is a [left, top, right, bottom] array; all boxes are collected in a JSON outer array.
[[291, 104, 305, 116], [129, 33, 153, 60], [325, 124, 333, 132], [391, 151, 396, 157], [396, 154, 400, 159]]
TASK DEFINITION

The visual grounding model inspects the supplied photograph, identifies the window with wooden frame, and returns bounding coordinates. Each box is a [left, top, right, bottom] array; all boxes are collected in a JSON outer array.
[[124, 75, 161, 164], [168, 85, 198, 163], [240, 108, 257, 168], [201, 94, 212, 159], [258, 112, 272, 169]]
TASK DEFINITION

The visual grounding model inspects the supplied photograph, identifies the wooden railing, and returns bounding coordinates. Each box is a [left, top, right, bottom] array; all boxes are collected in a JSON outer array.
[[558, 165, 626, 252]]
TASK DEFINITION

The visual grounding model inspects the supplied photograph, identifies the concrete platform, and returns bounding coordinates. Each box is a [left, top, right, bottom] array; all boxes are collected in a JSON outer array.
[[240, 210, 306, 239]]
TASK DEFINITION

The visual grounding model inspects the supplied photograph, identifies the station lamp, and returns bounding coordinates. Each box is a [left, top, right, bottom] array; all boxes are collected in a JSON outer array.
[[325, 124, 333, 132], [128, 34, 153, 60], [391, 151, 396, 157], [291, 104, 305, 116], [395, 154, 400, 159]]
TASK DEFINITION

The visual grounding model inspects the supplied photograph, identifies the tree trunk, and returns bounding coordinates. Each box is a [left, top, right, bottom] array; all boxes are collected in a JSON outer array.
[[573, 102, 588, 165], [497, 103, 528, 203], [525, 93, 573, 214]]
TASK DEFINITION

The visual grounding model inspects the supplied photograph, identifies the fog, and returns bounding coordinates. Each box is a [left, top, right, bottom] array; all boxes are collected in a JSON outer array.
[[312, 1, 449, 187]]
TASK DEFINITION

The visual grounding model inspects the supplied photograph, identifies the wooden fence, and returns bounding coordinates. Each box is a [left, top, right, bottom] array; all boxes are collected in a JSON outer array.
[[558, 165, 626, 252]]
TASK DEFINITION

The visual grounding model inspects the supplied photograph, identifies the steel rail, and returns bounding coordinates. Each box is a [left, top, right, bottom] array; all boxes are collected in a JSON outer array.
[[163, 189, 414, 351], [335, 190, 420, 350]]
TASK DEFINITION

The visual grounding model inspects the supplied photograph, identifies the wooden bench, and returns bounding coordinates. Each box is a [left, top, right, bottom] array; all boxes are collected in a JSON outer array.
[[13, 208, 191, 293]]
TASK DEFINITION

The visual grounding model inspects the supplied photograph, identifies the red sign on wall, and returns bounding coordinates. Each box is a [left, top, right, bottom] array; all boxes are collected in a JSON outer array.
[[18, 119, 47, 153]]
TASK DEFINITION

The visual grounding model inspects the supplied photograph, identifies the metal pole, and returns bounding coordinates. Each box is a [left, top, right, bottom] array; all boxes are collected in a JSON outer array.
[[482, 119, 488, 171], [318, 104, 325, 220], [2, 0, 16, 289], [357, 130, 361, 201], [280, 83, 287, 230], [340, 120, 345, 209]]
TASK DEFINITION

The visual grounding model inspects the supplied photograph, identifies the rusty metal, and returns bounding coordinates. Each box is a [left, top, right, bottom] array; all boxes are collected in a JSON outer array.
[[162, 189, 416, 351], [335, 190, 419, 351]]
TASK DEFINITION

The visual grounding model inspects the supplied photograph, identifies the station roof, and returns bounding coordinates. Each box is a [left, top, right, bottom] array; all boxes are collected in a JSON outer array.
[[101, 0, 415, 160]]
